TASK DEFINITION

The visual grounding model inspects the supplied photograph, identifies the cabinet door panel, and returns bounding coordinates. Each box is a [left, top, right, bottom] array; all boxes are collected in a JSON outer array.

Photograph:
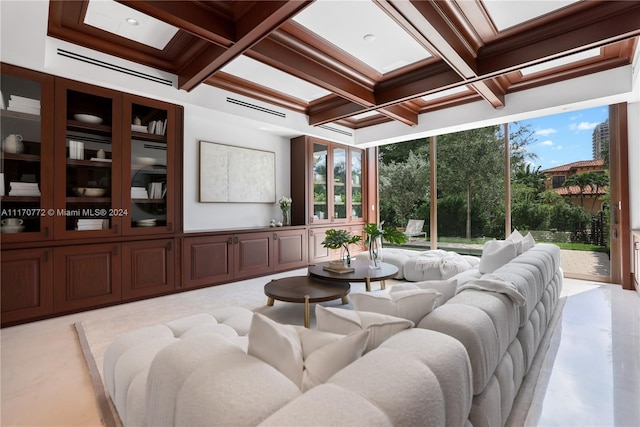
[[235, 233, 272, 279], [54, 244, 121, 312], [1, 248, 53, 324], [123, 239, 175, 299], [308, 227, 332, 263], [183, 235, 233, 288], [274, 229, 307, 271]]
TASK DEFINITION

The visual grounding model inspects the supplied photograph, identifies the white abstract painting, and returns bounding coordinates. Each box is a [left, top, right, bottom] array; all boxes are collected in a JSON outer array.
[[199, 141, 275, 203]]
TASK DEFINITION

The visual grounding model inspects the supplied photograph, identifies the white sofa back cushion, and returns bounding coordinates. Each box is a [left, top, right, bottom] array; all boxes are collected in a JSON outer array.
[[315, 305, 414, 352], [351, 289, 440, 325]]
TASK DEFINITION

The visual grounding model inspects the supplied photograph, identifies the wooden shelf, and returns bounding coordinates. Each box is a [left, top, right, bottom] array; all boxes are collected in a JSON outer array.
[[67, 120, 112, 135], [0, 195, 40, 202], [67, 158, 112, 167], [1, 153, 40, 162], [132, 198, 165, 203], [66, 197, 111, 203], [0, 109, 41, 121]]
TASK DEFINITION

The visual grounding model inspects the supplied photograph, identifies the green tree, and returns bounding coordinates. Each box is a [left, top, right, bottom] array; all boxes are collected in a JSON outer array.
[[379, 150, 429, 227]]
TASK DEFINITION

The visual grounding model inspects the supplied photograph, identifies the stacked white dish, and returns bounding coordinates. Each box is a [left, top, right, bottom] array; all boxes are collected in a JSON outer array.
[[73, 187, 106, 197], [73, 114, 102, 124], [9, 182, 40, 196], [135, 219, 156, 227], [131, 187, 149, 199], [1, 225, 25, 233], [77, 219, 105, 231], [7, 95, 40, 115]]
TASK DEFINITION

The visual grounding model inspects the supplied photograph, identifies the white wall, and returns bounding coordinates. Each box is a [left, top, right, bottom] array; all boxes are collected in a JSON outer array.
[[629, 103, 640, 232], [182, 105, 291, 231]]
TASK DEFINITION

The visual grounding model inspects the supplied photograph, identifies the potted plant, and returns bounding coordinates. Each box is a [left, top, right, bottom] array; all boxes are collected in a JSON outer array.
[[363, 222, 409, 268], [321, 229, 362, 266]]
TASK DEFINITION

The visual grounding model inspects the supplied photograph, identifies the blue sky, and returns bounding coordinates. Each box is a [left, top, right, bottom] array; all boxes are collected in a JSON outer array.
[[513, 105, 609, 170]]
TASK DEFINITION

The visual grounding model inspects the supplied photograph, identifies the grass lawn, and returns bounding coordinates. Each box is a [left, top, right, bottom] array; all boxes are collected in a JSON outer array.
[[416, 237, 608, 252]]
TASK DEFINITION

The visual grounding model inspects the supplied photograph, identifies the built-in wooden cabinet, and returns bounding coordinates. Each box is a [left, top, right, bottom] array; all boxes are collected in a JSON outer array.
[[291, 136, 366, 226], [0, 63, 55, 242], [183, 228, 307, 289], [53, 243, 121, 313], [122, 239, 176, 299], [1, 64, 183, 326], [0, 248, 53, 324], [308, 225, 364, 264]]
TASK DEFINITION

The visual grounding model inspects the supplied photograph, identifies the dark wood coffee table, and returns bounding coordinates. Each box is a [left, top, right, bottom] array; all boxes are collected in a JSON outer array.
[[308, 259, 399, 292], [264, 276, 350, 328]]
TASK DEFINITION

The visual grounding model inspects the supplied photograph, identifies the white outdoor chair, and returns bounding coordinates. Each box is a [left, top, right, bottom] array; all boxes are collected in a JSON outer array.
[[404, 219, 426, 239]]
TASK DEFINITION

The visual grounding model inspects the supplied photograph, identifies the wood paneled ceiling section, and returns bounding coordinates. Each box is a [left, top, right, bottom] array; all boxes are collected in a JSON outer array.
[[48, 1, 640, 130]]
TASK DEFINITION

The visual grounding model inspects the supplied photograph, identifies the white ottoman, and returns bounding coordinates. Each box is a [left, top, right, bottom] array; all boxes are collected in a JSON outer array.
[[355, 248, 420, 280], [103, 306, 253, 426]]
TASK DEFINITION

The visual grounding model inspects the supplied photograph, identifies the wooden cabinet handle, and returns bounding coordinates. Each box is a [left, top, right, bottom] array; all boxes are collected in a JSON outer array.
[[167, 241, 173, 251], [168, 222, 173, 231], [44, 227, 49, 237], [228, 237, 233, 245], [234, 236, 238, 244], [273, 233, 278, 240]]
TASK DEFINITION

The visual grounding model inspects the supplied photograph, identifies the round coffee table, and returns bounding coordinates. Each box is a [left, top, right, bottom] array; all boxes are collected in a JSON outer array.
[[308, 259, 399, 292], [264, 276, 350, 328]]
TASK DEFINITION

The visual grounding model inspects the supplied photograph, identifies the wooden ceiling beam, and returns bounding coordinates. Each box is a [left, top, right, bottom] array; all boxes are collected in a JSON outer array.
[[116, 1, 235, 48], [469, 78, 505, 109], [248, 33, 377, 107], [159, 0, 313, 91], [477, 2, 640, 76], [378, 104, 419, 126]]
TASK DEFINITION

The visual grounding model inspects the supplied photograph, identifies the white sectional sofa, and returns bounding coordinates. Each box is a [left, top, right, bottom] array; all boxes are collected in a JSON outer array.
[[355, 247, 479, 281], [104, 243, 562, 427]]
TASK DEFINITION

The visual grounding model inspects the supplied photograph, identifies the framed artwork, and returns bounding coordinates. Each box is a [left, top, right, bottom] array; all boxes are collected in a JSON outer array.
[[199, 140, 276, 203]]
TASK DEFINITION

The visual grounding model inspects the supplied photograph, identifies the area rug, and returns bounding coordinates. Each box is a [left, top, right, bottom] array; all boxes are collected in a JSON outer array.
[[75, 276, 566, 427]]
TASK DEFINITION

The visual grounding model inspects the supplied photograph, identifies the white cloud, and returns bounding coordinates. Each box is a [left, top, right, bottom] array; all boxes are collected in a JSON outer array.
[[539, 140, 553, 146], [535, 128, 557, 136], [569, 121, 598, 131], [550, 160, 558, 164], [552, 145, 563, 151]]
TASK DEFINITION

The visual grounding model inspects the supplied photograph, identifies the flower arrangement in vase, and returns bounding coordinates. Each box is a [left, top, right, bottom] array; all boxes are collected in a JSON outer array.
[[278, 196, 292, 226], [363, 222, 409, 268]]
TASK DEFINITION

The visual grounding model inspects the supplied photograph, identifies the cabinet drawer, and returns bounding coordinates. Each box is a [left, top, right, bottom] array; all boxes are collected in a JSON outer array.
[[183, 235, 233, 288]]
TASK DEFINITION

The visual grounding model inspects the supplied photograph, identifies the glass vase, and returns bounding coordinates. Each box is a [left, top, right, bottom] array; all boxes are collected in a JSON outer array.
[[282, 208, 291, 226], [368, 236, 382, 269]]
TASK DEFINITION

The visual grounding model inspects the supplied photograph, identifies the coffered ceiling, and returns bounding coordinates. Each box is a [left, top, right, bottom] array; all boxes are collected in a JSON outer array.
[[47, 0, 640, 130]]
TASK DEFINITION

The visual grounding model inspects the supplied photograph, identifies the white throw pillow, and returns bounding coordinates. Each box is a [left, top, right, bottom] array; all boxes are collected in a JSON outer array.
[[350, 289, 441, 325], [506, 229, 524, 255], [315, 305, 414, 352], [521, 232, 536, 252], [479, 239, 518, 274], [247, 313, 369, 391]]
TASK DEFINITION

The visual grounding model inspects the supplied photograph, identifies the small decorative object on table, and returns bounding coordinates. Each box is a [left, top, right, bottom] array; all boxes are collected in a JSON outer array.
[[363, 222, 409, 269], [321, 228, 362, 267], [278, 196, 292, 226]]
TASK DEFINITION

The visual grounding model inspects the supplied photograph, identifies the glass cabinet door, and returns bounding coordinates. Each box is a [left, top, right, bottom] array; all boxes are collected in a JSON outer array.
[[54, 81, 122, 238], [332, 146, 347, 221], [0, 64, 54, 242], [123, 95, 175, 234], [312, 142, 328, 222], [350, 149, 363, 221]]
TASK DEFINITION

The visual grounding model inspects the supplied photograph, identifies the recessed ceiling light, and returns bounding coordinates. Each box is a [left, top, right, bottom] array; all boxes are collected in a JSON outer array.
[[363, 34, 376, 42], [125, 18, 139, 26]]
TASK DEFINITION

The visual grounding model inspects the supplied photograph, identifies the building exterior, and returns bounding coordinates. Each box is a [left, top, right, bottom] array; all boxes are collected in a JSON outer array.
[[542, 159, 608, 215], [592, 118, 609, 160]]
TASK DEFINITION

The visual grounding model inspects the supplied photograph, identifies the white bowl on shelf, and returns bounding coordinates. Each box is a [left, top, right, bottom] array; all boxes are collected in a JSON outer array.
[[136, 156, 156, 165], [73, 113, 103, 124], [135, 219, 157, 227], [1, 225, 25, 234], [73, 187, 106, 197]]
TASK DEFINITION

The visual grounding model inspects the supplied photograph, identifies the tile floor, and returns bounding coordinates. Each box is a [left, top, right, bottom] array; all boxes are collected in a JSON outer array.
[[1, 276, 638, 426]]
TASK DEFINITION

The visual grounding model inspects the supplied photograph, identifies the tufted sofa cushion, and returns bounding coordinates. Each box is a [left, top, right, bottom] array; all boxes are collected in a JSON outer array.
[[103, 307, 254, 427]]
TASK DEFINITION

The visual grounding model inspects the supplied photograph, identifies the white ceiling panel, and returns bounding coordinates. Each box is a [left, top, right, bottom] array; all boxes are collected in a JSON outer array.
[[483, 0, 579, 31], [521, 47, 600, 76], [421, 86, 470, 102], [221, 55, 332, 102], [84, 0, 178, 50], [292, 0, 432, 73]]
